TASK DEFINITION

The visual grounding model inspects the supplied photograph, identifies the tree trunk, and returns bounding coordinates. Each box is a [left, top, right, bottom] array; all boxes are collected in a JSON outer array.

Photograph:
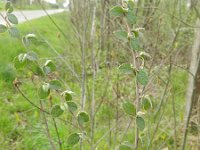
[[182, 19, 200, 150]]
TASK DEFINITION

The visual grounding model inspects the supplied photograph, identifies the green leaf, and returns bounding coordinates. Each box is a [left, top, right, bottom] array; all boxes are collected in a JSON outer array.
[[119, 144, 132, 150], [119, 64, 133, 74], [7, 7, 13, 13], [136, 116, 145, 131], [13, 53, 29, 69], [122, 102, 136, 116], [5, 2, 13, 13], [25, 33, 36, 39], [34, 66, 44, 76], [141, 96, 152, 110], [130, 37, 141, 51], [15, 52, 37, 63], [139, 52, 151, 60], [38, 84, 50, 99], [114, 30, 128, 42], [110, 6, 124, 17], [126, 10, 137, 24], [23, 34, 37, 46], [67, 133, 80, 146], [9, 27, 20, 38], [0, 24, 7, 33], [51, 105, 64, 118], [13, 56, 25, 69], [43, 60, 56, 74], [132, 30, 139, 38], [18, 53, 27, 62], [49, 79, 62, 90], [136, 69, 148, 86], [127, 0, 135, 10], [5, 2, 11, 10], [13, 56, 26, 70], [77, 111, 89, 125], [29, 62, 44, 76], [67, 101, 78, 112], [26, 51, 38, 61], [62, 90, 73, 101], [7, 14, 18, 24]]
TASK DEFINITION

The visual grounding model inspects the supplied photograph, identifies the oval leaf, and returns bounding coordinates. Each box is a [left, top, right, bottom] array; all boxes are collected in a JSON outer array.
[[9, 27, 20, 38], [122, 102, 136, 116], [139, 52, 151, 60], [43, 60, 56, 74], [14, 53, 28, 69], [126, 10, 137, 24], [67, 133, 80, 146], [77, 111, 89, 125], [141, 97, 152, 110], [136, 69, 148, 86], [114, 30, 128, 42], [13, 55, 26, 69], [7, 6, 13, 13], [128, 0, 135, 10], [62, 90, 73, 101], [136, 116, 145, 131], [5, 2, 11, 10], [0, 24, 7, 33], [119, 64, 133, 74], [130, 37, 141, 51], [29, 62, 44, 76], [26, 51, 38, 61], [49, 79, 62, 90], [7, 14, 18, 24], [38, 84, 50, 99], [67, 101, 78, 112], [51, 105, 64, 118], [110, 6, 124, 17], [5, 2, 13, 13], [23, 34, 37, 46]]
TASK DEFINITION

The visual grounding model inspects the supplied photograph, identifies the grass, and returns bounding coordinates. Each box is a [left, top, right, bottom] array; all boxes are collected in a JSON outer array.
[[0, 1, 4, 10]]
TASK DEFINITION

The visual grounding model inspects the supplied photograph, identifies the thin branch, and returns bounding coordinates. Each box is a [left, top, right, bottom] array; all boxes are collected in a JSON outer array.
[[172, 93, 177, 150], [49, 98, 62, 150], [94, 126, 116, 147], [40, 100, 56, 150]]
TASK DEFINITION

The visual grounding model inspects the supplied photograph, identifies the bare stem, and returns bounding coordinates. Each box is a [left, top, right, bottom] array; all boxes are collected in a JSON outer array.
[[40, 100, 56, 150], [49, 98, 62, 150]]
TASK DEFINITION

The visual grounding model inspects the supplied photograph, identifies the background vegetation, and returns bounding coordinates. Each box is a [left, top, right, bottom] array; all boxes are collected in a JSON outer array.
[[0, 0, 200, 150]]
